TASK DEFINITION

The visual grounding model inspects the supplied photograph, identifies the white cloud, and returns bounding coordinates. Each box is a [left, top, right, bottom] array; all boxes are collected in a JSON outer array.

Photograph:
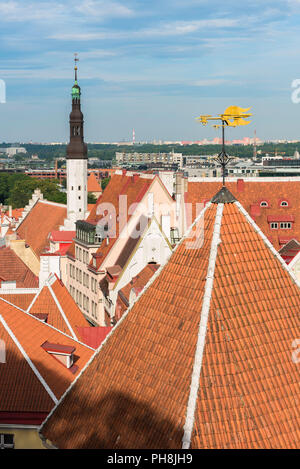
[[0, 0, 134, 23], [193, 79, 227, 86], [75, 0, 134, 18], [50, 17, 238, 41]]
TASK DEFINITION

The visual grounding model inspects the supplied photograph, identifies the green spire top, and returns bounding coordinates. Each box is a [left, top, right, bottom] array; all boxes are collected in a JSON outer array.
[[72, 53, 81, 100]]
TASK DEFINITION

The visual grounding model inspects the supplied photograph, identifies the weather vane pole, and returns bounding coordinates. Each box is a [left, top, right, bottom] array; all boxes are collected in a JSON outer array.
[[196, 106, 252, 186], [74, 53, 79, 82]]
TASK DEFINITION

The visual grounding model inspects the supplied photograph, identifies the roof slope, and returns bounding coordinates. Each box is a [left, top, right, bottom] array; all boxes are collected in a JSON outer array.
[[40, 189, 300, 449], [0, 298, 94, 417], [0, 293, 36, 310], [0, 247, 38, 288], [16, 200, 67, 256], [28, 275, 90, 339], [87, 172, 102, 193]]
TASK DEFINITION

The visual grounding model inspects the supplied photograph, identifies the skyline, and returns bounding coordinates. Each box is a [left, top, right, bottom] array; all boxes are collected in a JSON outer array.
[[1, 1, 300, 142]]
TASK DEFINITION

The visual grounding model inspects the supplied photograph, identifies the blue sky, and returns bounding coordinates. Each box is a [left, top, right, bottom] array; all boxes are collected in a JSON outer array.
[[1, 0, 300, 142]]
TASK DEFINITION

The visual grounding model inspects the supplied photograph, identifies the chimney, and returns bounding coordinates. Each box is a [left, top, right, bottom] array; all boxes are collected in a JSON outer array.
[[8, 206, 12, 218], [122, 169, 127, 176], [237, 179, 245, 192], [132, 174, 139, 183], [250, 204, 260, 218]]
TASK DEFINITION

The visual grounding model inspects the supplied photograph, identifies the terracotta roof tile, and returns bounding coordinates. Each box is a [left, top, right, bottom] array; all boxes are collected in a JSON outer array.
[[0, 298, 93, 418], [76, 326, 112, 349], [186, 179, 300, 251], [0, 247, 38, 288], [0, 293, 36, 310], [87, 172, 102, 193], [28, 276, 90, 338], [40, 196, 300, 449], [16, 200, 67, 256]]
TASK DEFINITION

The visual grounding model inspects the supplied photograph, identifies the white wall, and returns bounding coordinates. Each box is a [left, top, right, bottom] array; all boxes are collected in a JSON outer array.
[[65, 159, 88, 230]]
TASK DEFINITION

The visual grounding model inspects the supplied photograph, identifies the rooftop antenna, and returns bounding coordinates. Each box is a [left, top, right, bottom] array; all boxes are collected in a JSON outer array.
[[253, 129, 257, 160], [196, 106, 252, 186], [132, 128, 135, 145]]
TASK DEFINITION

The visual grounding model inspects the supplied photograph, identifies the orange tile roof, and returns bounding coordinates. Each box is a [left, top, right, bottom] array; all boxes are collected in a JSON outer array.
[[0, 298, 94, 417], [16, 200, 67, 256], [40, 187, 300, 449], [0, 247, 38, 288], [28, 275, 90, 339], [87, 172, 102, 193], [50, 231, 75, 242], [186, 179, 300, 251], [116, 264, 160, 319]]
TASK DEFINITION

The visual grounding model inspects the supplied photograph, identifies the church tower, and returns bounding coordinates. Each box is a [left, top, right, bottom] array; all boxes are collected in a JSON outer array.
[[64, 55, 88, 230]]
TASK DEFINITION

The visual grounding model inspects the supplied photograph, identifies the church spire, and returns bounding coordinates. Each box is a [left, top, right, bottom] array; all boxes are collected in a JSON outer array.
[[67, 54, 87, 160], [64, 55, 88, 230]]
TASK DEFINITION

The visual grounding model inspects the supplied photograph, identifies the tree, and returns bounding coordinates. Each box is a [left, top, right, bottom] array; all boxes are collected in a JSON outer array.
[[88, 193, 97, 204], [6, 177, 67, 208], [101, 177, 111, 191]]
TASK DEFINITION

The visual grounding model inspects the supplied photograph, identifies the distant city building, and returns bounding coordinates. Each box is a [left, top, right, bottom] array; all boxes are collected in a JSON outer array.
[[115, 150, 183, 168], [0, 147, 27, 157]]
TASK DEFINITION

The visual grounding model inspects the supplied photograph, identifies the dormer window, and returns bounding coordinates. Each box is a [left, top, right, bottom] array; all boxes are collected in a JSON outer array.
[[42, 341, 76, 370], [280, 222, 292, 229], [270, 222, 278, 230], [280, 201, 288, 207], [260, 201, 268, 207]]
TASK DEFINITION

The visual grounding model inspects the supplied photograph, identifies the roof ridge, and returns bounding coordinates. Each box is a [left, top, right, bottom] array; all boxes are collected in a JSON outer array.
[[182, 203, 224, 449], [46, 281, 78, 341], [0, 294, 95, 349], [0, 313, 58, 404]]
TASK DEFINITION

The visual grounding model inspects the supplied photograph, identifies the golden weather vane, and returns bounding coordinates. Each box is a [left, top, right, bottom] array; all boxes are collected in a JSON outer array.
[[196, 106, 252, 186]]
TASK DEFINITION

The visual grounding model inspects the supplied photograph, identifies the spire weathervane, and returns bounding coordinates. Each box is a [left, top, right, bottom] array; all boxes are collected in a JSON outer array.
[[196, 106, 252, 186], [74, 53, 79, 82]]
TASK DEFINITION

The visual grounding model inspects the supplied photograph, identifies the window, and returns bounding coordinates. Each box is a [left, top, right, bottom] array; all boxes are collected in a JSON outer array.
[[0, 434, 14, 449], [260, 201, 268, 207], [280, 222, 292, 229], [270, 222, 278, 229], [280, 201, 288, 207]]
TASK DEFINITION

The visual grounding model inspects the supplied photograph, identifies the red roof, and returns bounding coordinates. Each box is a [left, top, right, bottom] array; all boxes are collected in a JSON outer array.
[[186, 178, 300, 250], [267, 215, 295, 222], [40, 187, 300, 449], [0, 298, 93, 419], [0, 247, 38, 288], [28, 275, 90, 338], [50, 231, 75, 242], [16, 200, 67, 256], [87, 172, 102, 193], [116, 264, 160, 320], [0, 293, 36, 310], [76, 327, 112, 349]]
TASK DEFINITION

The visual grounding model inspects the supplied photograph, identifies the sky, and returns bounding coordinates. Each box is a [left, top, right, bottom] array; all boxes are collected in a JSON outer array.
[[1, 0, 300, 142]]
